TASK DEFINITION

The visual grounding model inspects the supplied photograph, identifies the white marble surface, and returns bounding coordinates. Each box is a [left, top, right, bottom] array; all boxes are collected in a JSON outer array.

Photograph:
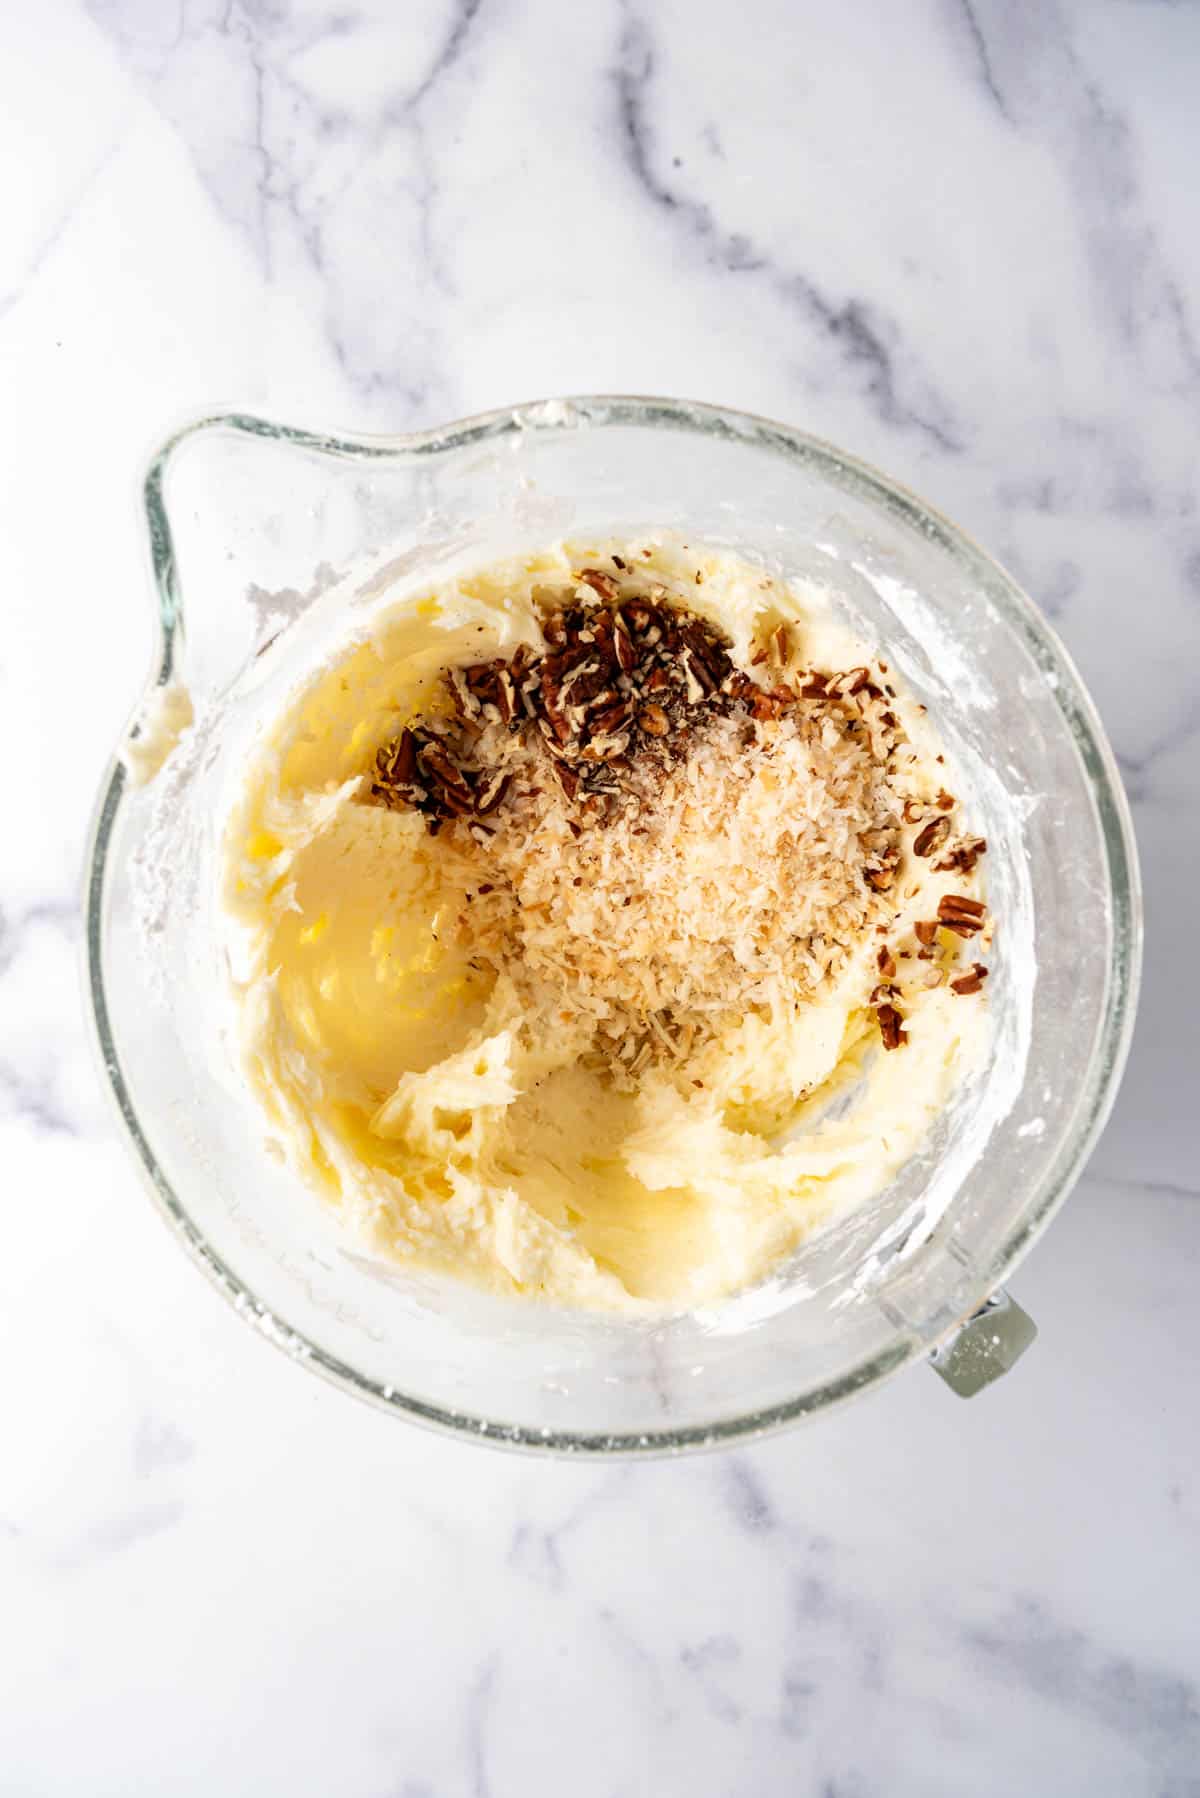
[[1, 2, 1197, 1791]]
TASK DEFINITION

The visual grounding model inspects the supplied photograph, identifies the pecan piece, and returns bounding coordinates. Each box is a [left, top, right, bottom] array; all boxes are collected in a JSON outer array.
[[613, 613, 637, 672], [577, 567, 621, 602], [912, 815, 952, 858], [371, 724, 430, 810], [379, 726, 418, 787], [553, 762, 580, 800], [538, 689, 573, 745], [582, 731, 630, 762], [637, 704, 670, 737], [589, 700, 633, 736], [561, 659, 608, 706], [475, 771, 511, 816], [934, 836, 987, 875], [494, 668, 517, 725], [680, 648, 713, 703], [449, 667, 480, 719], [418, 743, 471, 794], [950, 962, 989, 995], [876, 1004, 907, 1050], [432, 782, 475, 818], [937, 893, 987, 937], [939, 893, 985, 918], [680, 622, 726, 683], [750, 687, 793, 721], [913, 919, 939, 947]]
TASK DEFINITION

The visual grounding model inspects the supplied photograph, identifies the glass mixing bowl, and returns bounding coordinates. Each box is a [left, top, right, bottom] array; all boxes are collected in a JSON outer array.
[[86, 397, 1141, 1454]]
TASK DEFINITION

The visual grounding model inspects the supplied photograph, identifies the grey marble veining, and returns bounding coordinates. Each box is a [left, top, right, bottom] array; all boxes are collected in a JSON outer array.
[[1, 2, 1197, 1793]]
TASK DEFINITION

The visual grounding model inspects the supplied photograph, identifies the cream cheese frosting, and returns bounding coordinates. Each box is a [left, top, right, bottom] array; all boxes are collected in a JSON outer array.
[[222, 538, 990, 1311]]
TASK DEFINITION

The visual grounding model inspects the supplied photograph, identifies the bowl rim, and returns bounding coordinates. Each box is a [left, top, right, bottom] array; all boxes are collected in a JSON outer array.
[[84, 392, 1144, 1456]]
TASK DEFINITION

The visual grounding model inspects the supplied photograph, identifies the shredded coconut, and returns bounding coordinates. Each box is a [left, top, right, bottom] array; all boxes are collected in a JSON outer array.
[[430, 696, 906, 1082]]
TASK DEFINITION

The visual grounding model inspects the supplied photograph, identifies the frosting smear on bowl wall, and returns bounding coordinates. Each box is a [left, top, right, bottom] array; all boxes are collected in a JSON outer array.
[[223, 537, 993, 1310]]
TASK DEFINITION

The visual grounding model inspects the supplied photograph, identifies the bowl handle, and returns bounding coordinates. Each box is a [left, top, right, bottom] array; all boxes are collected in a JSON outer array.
[[927, 1289, 1037, 1397]]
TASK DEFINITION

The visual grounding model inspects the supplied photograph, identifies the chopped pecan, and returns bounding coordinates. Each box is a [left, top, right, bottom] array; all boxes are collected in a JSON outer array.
[[638, 704, 670, 737], [613, 613, 637, 672], [877, 946, 897, 979], [934, 836, 987, 875], [419, 743, 470, 793], [680, 648, 711, 703], [475, 771, 511, 816], [583, 731, 630, 762], [365, 570, 961, 891], [494, 669, 517, 725], [433, 783, 475, 817], [575, 564, 626, 600], [449, 666, 479, 718], [380, 726, 418, 786], [371, 725, 432, 810], [937, 893, 987, 937], [950, 962, 988, 995], [590, 700, 633, 736], [680, 623, 725, 684], [913, 919, 939, 947], [864, 866, 897, 893], [562, 661, 609, 706], [939, 893, 985, 919], [750, 687, 794, 721], [553, 762, 580, 800], [912, 815, 952, 858], [876, 1003, 907, 1050]]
